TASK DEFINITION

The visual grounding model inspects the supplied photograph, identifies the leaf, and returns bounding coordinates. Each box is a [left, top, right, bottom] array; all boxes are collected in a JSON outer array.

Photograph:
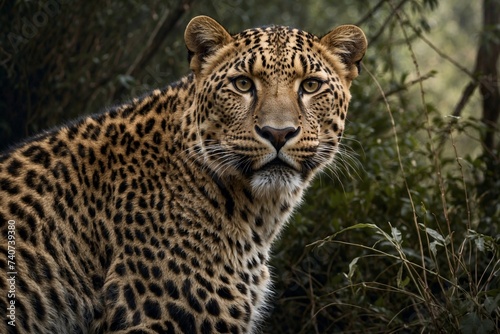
[[429, 240, 440, 257], [467, 230, 500, 256], [484, 295, 500, 315], [391, 225, 402, 244], [396, 265, 410, 288], [117, 74, 135, 89], [419, 223, 446, 244], [475, 236, 485, 252], [459, 312, 495, 334], [345, 257, 360, 284]]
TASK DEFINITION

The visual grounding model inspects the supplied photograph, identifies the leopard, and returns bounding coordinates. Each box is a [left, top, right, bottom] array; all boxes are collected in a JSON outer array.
[[0, 15, 367, 334]]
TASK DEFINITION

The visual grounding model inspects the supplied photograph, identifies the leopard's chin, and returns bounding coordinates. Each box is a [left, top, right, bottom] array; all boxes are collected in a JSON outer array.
[[249, 166, 303, 198]]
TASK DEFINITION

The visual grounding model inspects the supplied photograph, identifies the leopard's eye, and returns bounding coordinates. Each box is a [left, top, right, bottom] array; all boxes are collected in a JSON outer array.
[[233, 76, 254, 93], [301, 79, 322, 94]]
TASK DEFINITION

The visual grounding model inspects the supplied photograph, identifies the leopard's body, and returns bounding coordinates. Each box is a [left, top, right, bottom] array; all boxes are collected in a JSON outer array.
[[0, 16, 366, 333]]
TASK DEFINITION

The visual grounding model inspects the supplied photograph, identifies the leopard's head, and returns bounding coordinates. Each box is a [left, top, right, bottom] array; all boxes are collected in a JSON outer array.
[[185, 16, 367, 197]]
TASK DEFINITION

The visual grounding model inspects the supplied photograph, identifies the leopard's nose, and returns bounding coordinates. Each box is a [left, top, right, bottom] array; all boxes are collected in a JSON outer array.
[[255, 125, 301, 151]]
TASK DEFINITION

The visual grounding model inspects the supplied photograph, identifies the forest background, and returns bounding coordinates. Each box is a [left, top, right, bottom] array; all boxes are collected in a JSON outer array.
[[1, 0, 499, 332]]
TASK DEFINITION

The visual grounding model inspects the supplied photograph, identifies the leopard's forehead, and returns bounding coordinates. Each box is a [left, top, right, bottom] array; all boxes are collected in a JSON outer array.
[[234, 26, 318, 47], [228, 26, 326, 85], [233, 26, 320, 59]]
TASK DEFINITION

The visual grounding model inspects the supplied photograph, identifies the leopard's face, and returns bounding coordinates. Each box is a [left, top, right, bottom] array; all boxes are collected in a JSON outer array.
[[185, 17, 367, 197]]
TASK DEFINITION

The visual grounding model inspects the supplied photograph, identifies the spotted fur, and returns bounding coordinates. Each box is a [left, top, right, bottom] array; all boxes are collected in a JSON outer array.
[[0, 16, 366, 333]]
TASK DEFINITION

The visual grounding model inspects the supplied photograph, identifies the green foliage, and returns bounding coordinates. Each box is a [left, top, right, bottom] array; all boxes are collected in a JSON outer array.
[[1, 0, 498, 333]]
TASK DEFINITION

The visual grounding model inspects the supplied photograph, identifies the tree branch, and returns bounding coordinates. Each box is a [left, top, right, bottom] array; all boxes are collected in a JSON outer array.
[[452, 81, 478, 119], [413, 31, 475, 80], [478, 0, 500, 153], [113, 0, 193, 100], [435, 0, 499, 156], [356, 0, 387, 26], [377, 70, 435, 101], [368, 0, 409, 45], [438, 81, 478, 150], [125, 0, 193, 79]]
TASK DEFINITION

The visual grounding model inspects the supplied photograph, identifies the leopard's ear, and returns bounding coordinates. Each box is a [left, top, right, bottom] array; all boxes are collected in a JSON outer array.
[[184, 16, 232, 74], [320, 25, 367, 81]]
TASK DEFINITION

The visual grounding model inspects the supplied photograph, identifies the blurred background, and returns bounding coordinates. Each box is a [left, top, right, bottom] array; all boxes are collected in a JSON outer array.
[[1, 0, 499, 332]]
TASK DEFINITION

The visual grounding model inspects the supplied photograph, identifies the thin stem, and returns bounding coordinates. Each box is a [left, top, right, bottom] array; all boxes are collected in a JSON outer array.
[[363, 62, 428, 291]]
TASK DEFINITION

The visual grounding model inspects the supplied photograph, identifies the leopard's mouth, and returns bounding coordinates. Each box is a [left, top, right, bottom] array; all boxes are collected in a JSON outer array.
[[264, 157, 287, 167], [232, 154, 301, 177], [258, 157, 298, 173]]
